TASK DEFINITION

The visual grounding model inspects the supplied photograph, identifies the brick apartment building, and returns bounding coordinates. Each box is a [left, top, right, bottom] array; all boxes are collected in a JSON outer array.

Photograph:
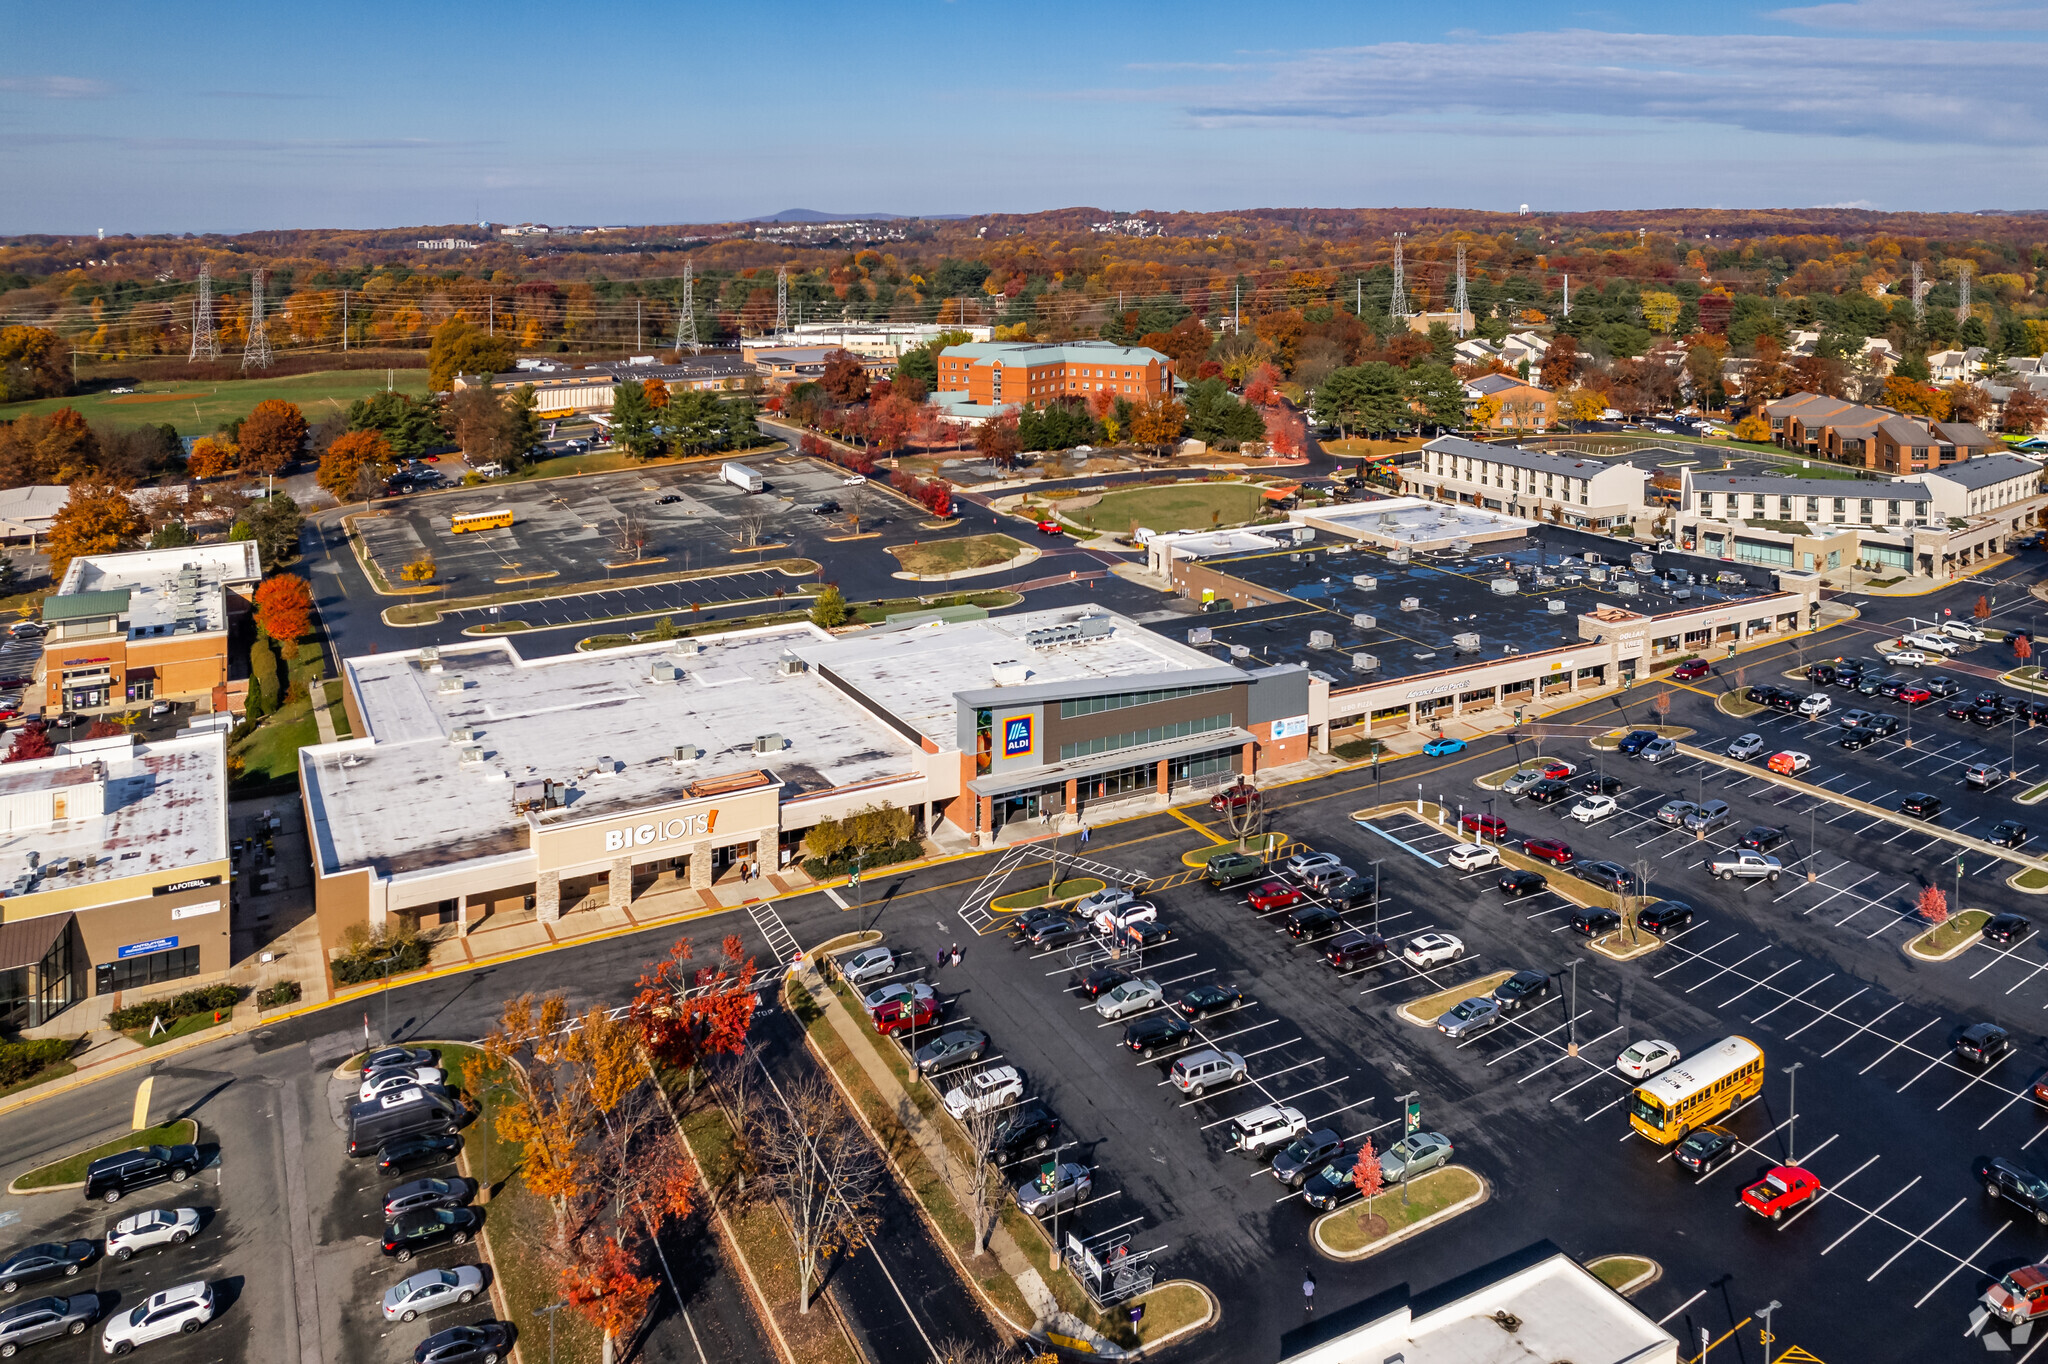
[[1763, 391, 1999, 474], [928, 341, 1175, 423]]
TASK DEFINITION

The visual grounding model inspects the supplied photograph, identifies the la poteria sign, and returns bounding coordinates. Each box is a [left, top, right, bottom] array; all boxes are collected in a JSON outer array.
[[605, 809, 719, 851]]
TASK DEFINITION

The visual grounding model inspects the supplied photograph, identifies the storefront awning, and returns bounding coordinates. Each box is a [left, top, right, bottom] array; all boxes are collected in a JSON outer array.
[[969, 727, 1256, 799], [0, 913, 72, 972]]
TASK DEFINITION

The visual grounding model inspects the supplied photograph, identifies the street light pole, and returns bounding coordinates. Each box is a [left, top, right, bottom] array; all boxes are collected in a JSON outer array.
[[1755, 1300, 1781, 1358], [536, 1301, 566, 1364], [1045, 1139, 1071, 1271], [376, 953, 398, 1044], [1783, 1061, 1803, 1164], [1370, 859, 1384, 934], [1563, 960, 1581, 1056]]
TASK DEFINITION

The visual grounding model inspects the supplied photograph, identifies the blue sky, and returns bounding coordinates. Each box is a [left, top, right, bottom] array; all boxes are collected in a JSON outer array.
[[5, 0, 2048, 234]]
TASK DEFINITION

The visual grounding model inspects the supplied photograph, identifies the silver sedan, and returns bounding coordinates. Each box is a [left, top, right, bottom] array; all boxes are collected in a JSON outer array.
[[381, 1265, 487, 1323]]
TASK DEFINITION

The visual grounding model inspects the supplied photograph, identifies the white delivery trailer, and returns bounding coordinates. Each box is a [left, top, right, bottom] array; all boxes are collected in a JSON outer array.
[[721, 462, 765, 493]]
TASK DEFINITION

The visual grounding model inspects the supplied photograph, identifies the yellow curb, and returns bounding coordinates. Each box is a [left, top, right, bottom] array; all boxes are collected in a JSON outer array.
[[1166, 805, 1227, 845], [1179, 833, 1285, 866], [1309, 1166, 1491, 1261]]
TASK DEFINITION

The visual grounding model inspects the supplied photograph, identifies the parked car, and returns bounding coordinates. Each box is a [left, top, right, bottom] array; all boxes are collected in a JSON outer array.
[[1990, 821, 2033, 849], [1636, 900, 1694, 935], [1301, 1150, 1366, 1211], [85, 1145, 202, 1204], [413, 1322, 512, 1364], [1864, 714, 1900, 736], [1301, 865, 1356, 894], [1986, 913, 2034, 945], [1944, 621, 1987, 642], [1460, 812, 1507, 838], [0, 1243, 92, 1294], [1899, 792, 1945, 819], [1578, 773, 1625, 796], [1798, 693, 1833, 718], [1956, 1022, 2013, 1068], [1500, 769, 1547, 796], [1246, 881, 1304, 912], [1320, 931, 1387, 971], [837, 945, 902, 985], [993, 1101, 1061, 1158], [0, 1294, 100, 1354], [1228, 1104, 1307, 1155], [1709, 850, 1782, 882], [106, 1208, 201, 1262], [1737, 826, 1786, 854], [1567, 794, 1618, 824], [871, 997, 938, 1036], [1655, 799, 1696, 827], [1927, 675, 1962, 698], [1675, 1125, 1741, 1175], [1436, 995, 1504, 1039], [943, 1066, 1025, 1118], [1640, 737, 1680, 764], [1976, 1156, 2048, 1224], [382, 1207, 480, 1262], [1838, 708, 1875, 730], [1569, 906, 1621, 937], [1576, 861, 1637, 894], [1522, 837, 1573, 866], [1076, 967, 1131, 1000], [1889, 649, 1931, 667], [1525, 779, 1574, 805], [911, 1029, 989, 1076], [862, 981, 937, 1015], [1497, 868, 1547, 897], [1180, 984, 1248, 1019], [1122, 1014, 1194, 1059], [382, 1266, 487, 1323], [1968, 763, 2008, 791], [1021, 916, 1088, 948], [362, 1068, 446, 1103], [1446, 843, 1499, 871], [1402, 933, 1466, 968], [1898, 685, 1933, 705], [1271, 1129, 1344, 1187], [1494, 970, 1552, 1013], [1378, 1132, 1452, 1183], [1209, 784, 1259, 812], [1672, 659, 1710, 680], [1538, 758, 1579, 779], [377, 1133, 464, 1176], [1123, 919, 1175, 950], [1742, 1166, 1822, 1220], [1685, 801, 1733, 832], [1285, 850, 1343, 879], [1984, 1260, 2048, 1326], [1283, 905, 1344, 941], [1617, 729, 1658, 755], [1015, 1163, 1092, 1216], [1726, 734, 1766, 760], [1766, 750, 1811, 775], [98, 1281, 213, 1355], [1169, 1048, 1247, 1097], [1840, 728, 1876, 750], [1616, 1039, 1680, 1079], [1095, 978, 1165, 1020], [1422, 737, 1465, 757]]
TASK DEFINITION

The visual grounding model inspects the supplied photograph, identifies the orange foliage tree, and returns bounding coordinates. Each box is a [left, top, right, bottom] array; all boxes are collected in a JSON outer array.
[[316, 430, 395, 504], [46, 478, 147, 584], [238, 399, 308, 476], [631, 934, 760, 1083], [252, 574, 314, 647], [186, 436, 238, 481], [1917, 885, 1949, 924]]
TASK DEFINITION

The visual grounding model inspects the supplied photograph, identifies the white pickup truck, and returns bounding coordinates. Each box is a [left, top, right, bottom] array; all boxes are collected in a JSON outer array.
[[1708, 851, 1782, 882]]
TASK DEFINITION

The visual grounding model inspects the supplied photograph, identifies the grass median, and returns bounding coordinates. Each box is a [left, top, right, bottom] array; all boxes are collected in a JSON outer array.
[[382, 558, 819, 624], [888, 535, 1028, 576], [990, 878, 1105, 912], [1588, 1254, 1657, 1293], [1906, 909, 1991, 959], [14, 1120, 198, 1190], [1396, 971, 1511, 1027], [1314, 1166, 1485, 1256]]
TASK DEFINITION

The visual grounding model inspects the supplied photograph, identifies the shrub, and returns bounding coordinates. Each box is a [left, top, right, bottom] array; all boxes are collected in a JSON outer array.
[[802, 837, 924, 880], [0, 1038, 73, 1087], [256, 980, 302, 1010], [107, 984, 242, 1031], [331, 919, 430, 985]]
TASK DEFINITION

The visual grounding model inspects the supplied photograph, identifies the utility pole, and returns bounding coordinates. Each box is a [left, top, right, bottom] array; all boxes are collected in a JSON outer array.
[[342, 289, 349, 352], [488, 295, 493, 336], [1561, 273, 1571, 320], [636, 298, 642, 350], [242, 268, 272, 371], [1233, 280, 1240, 334], [1451, 243, 1470, 337], [188, 262, 219, 361], [1958, 261, 1974, 324], [1563, 960, 1581, 1055], [1783, 1061, 1803, 1163], [675, 259, 697, 354]]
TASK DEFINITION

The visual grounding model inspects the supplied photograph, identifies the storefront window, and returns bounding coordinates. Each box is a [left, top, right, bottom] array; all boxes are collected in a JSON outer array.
[[95, 944, 200, 996], [0, 927, 74, 1030], [974, 709, 992, 775]]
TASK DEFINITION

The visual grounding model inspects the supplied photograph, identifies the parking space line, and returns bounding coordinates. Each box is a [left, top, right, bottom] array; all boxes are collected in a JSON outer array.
[[1867, 1198, 1967, 1281], [1750, 973, 1836, 1023], [1914, 1224, 2009, 1309], [1483, 1008, 1585, 1065], [1517, 1026, 1622, 1083], [1777, 1149, 1874, 1225], [1861, 1018, 1941, 1076], [1682, 944, 1774, 993], [1821, 1000, 1905, 1055], [1822, 1174, 1921, 1255], [1784, 988, 1869, 1039], [1717, 959, 1799, 1009]]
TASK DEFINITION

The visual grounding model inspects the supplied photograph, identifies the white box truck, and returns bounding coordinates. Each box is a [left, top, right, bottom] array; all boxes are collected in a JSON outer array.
[[721, 462, 765, 493]]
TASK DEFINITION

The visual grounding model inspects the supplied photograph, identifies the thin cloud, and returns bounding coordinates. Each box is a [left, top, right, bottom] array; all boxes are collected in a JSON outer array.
[[198, 90, 325, 101], [1770, 0, 2048, 28], [0, 75, 113, 98]]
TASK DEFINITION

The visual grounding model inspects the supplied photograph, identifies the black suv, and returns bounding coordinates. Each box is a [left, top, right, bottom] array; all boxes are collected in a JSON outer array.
[[1636, 900, 1694, 935], [1864, 714, 1900, 736], [1899, 792, 1944, 820], [1321, 875, 1376, 908], [1975, 1155, 2048, 1222], [1498, 868, 1547, 897], [1524, 779, 1574, 806], [993, 1101, 1061, 1158], [1122, 1014, 1194, 1059], [377, 1132, 463, 1176], [1569, 907, 1620, 937], [1285, 905, 1344, 940], [1989, 821, 2032, 849], [1272, 1129, 1344, 1187], [381, 1206, 481, 1261], [1956, 1022, 2013, 1068], [1576, 861, 1637, 894], [1737, 826, 1786, 854], [85, 1144, 202, 1204], [1494, 970, 1552, 1013], [1325, 931, 1390, 971]]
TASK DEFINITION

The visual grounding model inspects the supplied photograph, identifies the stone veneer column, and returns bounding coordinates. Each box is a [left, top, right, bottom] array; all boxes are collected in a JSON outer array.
[[536, 871, 561, 922], [689, 845, 714, 889], [608, 855, 633, 910], [456, 893, 469, 937]]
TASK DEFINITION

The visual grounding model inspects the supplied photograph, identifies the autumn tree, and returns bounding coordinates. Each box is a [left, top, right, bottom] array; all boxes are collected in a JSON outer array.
[[630, 935, 761, 1084], [317, 429, 395, 504], [2001, 386, 2047, 434], [1138, 315, 1213, 377], [252, 573, 314, 647], [3, 723, 53, 763], [2016, 634, 2034, 665], [819, 349, 870, 404], [46, 479, 146, 583], [238, 399, 308, 476], [1944, 382, 1990, 426], [758, 1071, 885, 1313], [426, 317, 516, 391], [185, 437, 237, 481], [1733, 413, 1771, 443], [1351, 1136, 1385, 1224], [973, 413, 1022, 468], [1976, 594, 1992, 621], [0, 408, 102, 488], [1917, 885, 1949, 924], [642, 377, 670, 409], [1562, 387, 1606, 427], [1241, 362, 1283, 407], [1882, 374, 1945, 419], [0, 325, 69, 401], [401, 554, 437, 583], [810, 585, 849, 629], [1641, 292, 1682, 334], [1539, 334, 1580, 389], [1131, 394, 1187, 453]]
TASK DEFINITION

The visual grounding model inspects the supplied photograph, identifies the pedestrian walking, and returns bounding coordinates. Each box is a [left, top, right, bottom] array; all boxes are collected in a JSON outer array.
[[951, 943, 962, 966], [1302, 1271, 1315, 1314], [936, 947, 946, 968]]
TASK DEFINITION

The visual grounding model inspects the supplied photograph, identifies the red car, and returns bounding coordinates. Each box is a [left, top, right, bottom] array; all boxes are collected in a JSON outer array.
[[873, 997, 939, 1035], [1035, 520, 1064, 536], [1672, 659, 1710, 681], [1741, 1165, 1821, 1220], [1247, 881, 1304, 911], [1461, 813, 1508, 838], [1522, 836, 1574, 866], [1539, 758, 1578, 780], [1898, 685, 1932, 705], [1210, 784, 1259, 812]]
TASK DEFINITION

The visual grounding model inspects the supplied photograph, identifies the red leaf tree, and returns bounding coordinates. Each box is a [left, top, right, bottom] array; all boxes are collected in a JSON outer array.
[[3, 723, 53, 764], [2017, 634, 2034, 665], [1918, 885, 1949, 924], [1351, 1137, 1384, 1217], [631, 934, 760, 1078], [253, 574, 314, 647]]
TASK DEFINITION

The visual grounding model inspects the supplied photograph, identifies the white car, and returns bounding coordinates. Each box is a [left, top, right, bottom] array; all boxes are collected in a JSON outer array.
[[944, 1065, 1024, 1118], [360, 1067, 445, 1102], [1615, 1039, 1681, 1080], [1228, 1104, 1307, 1155], [1888, 649, 1931, 667], [1092, 901, 1157, 933], [842, 474, 867, 485], [1095, 977, 1165, 1020], [101, 1281, 214, 1353], [381, 1265, 487, 1322], [837, 945, 900, 986], [1446, 843, 1500, 871], [1285, 850, 1343, 879], [1941, 621, 1986, 641], [1568, 795, 1618, 824], [1901, 632, 1957, 656], [106, 1207, 201, 1261], [1402, 933, 1466, 968], [1797, 693, 1832, 718]]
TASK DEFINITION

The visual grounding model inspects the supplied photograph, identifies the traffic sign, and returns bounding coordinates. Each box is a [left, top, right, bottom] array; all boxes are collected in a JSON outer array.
[[1405, 1095, 1422, 1135]]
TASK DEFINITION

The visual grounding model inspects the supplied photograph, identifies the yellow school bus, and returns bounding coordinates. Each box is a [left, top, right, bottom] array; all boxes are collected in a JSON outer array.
[[450, 508, 514, 534], [1627, 1035, 1765, 1144]]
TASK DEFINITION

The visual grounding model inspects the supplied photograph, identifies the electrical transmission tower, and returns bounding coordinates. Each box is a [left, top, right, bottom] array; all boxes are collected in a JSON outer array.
[[674, 260, 697, 353], [241, 269, 272, 371], [1450, 244, 1470, 337], [1561, 273, 1571, 320], [1911, 261, 1926, 324], [775, 266, 788, 336], [1390, 233, 1411, 322], [1957, 262, 1973, 323], [188, 262, 219, 361]]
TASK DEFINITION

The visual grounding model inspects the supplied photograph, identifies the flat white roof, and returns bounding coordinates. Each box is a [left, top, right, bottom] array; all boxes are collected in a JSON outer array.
[[1300, 497, 1536, 545], [0, 734, 227, 900], [56, 542, 262, 637]]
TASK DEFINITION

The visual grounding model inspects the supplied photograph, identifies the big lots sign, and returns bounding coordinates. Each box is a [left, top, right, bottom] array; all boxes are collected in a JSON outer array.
[[604, 809, 719, 851]]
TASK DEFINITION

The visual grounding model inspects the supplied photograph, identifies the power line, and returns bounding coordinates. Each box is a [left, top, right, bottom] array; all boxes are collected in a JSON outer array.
[[1957, 261, 1973, 323], [1390, 233, 1411, 322], [241, 269, 272, 371], [1911, 260, 1926, 325]]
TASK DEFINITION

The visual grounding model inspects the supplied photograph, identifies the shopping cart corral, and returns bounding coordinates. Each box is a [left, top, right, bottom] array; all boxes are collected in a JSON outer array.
[[1063, 1229, 1161, 1307]]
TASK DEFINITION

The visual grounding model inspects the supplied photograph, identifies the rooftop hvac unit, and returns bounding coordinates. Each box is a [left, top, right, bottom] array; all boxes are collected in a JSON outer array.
[[1187, 626, 1213, 646], [1452, 539, 1473, 555], [1631, 553, 1655, 571], [1583, 551, 1601, 564], [1490, 577, 1519, 595], [1617, 580, 1641, 596], [1351, 652, 1380, 672], [777, 656, 808, 676], [1351, 574, 1378, 591], [1588, 567, 1609, 583], [419, 646, 440, 662], [1399, 596, 1422, 612], [1309, 630, 1335, 650], [1535, 573, 1558, 587], [1389, 547, 1412, 563], [457, 745, 485, 765], [990, 659, 1032, 685], [1548, 599, 1568, 614], [1289, 552, 1301, 562], [436, 678, 464, 695], [672, 743, 703, 765], [753, 733, 788, 753], [449, 727, 476, 744], [649, 660, 682, 683], [1229, 644, 1252, 659], [1453, 632, 1481, 653], [1291, 526, 1315, 543], [1352, 613, 1376, 630]]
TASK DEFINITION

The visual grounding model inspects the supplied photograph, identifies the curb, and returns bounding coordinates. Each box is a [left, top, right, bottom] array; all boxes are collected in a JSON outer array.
[[8, 1117, 201, 1196], [2008, 870, 2048, 896], [1585, 1254, 1663, 1298], [1395, 971, 1512, 1028], [1309, 1167, 1491, 1261], [1130, 1280, 1220, 1358], [888, 544, 1041, 583], [1902, 910, 1992, 963]]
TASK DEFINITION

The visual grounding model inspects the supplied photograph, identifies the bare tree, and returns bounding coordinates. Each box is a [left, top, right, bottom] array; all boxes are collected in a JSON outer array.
[[758, 1071, 885, 1313], [611, 511, 650, 562], [957, 1098, 1008, 1257], [843, 484, 869, 534], [1218, 781, 1266, 852], [735, 507, 771, 549]]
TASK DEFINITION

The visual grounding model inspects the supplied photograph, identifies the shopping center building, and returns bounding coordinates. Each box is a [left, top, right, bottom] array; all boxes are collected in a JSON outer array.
[[300, 606, 1313, 951], [40, 542, 262, 715]]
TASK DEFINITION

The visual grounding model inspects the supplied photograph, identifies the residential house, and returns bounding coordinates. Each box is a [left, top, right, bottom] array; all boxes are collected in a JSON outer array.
[[1463, 374, 1555, 430], [1928, 347, 1991, 382]]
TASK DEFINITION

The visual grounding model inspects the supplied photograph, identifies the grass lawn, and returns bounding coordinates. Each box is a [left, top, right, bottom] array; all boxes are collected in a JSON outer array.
[[1908, 909, 1991, 958], [849, 590, 1021, 623], [990, 878, 1104, 912], [0, 1061, 74, 1101], [1717, 692, 1765, 718], [14, 1119, 200, 1189], [1065, 483, 1262, 535], [1180, 835, 1283, 866], [2016, 868, 2048, 890], [0, 370, 430, 435], [124, 1012, 229, 1048], [1322, 437, 1414, 457], [887, 535, 1026, 576], [1317, 1166, 1485, 1254], [1397, 971, 1512, 1026], [232, 701, 317, 784], [1588, 1255, 1657, 1292]]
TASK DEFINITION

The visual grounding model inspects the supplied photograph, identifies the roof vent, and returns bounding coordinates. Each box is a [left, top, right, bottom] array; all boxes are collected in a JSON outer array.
[[1617, 580, 1642, 596], [1288, 552, 1300, 563], [1351, 652, 1379, 672], [1351, 575, 1377, 591], [1187, 626, 1213, 646], [649, 660, 682, 683], [339, 753, 367, 769], [1453, 632, 1481, 653], [1229, 644, 1251, 659], [457, 744, 485, 765], [449, 727, 476, 744], [1308, 629, 1334, 650], [1451, 539, 1473, 555], [1548, 599, 1568, 614], [1389, 547, 1412, 564], [1534, 573, 1558, 587], [1352, 613, 1376, 630], [1490, 577, 1519, 595], [990, 659, 1032, 685], [419, 646, 440, 662], [753, 733, 789, 754], [1588, 567, 1609, 583], [436, 677, 464, 695], [1399, 596, 1421, 612]]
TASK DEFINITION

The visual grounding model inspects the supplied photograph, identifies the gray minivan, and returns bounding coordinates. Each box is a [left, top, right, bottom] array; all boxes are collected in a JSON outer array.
[[347, 1086, 462, 1157], [1682, 799, 1732, 834]]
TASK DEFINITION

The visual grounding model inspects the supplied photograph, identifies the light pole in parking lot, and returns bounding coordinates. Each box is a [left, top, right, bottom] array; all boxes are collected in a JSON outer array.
[[1043, 1140, 1073, 1270], [1369, 859, 1384, 933], [1783, 1061, 1803, 1164], [1755, 1300, 1781, 1356], [375, 953, 398, 1044], [1560, 960, 1581, 1056]]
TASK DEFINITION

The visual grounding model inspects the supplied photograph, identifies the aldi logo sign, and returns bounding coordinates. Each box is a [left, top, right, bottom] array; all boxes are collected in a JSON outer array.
[[1003, 715, 1034, 758]]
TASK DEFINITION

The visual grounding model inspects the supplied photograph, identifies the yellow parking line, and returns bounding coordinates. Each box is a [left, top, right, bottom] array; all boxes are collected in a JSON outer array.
[[1167, 805, 1226, 844]]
